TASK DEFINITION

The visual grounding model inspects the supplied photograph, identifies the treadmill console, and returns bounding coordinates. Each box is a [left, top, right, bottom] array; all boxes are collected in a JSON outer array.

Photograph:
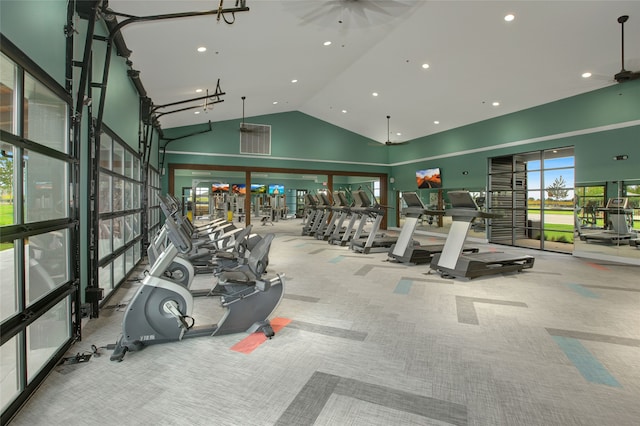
[[306, 194, 318, 206], [319, 193, 331, 206], [349, 191, 363, 208], [336, 191, 349, 206], [402, 192, 425, 208], [358, 190, 372, 207], [605, 197, 628, 209], [447, 191, 479, 209]]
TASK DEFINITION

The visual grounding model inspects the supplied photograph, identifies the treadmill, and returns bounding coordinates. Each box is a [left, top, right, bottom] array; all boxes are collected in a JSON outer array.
[[322, 191, 351, 241], [388, 192, 478, 264], [330, 190, 365, 246], [350, 190, 396, 254], [430, 191, 535, 279], [579, 197, 637, 244]]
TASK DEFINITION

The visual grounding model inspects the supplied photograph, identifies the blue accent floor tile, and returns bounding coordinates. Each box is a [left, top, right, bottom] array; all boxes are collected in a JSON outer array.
[[329, 256, 344, 264], [567, 283, 599, 298], [552, 336, 621, 387], [394, 279, 412, 294]]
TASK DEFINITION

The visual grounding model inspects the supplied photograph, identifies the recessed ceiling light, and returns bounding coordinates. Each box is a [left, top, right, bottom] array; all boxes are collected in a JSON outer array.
[[291, 79, 298, 83], [197, 46, 207, 52], [434, 121, 440, 124], [273, 101, 278, 105], [323, 41, 332, 46], [372, 92, 379, 97], [195, 89, 203, 93], [504, 14, 515, 22], [396, 132, 402, 136], [492, 101, 500, 106], [582, 72, 592, 78], [422, 63, 430, 69], [342, 110, 347, 113], [194, 111, 200, 114]]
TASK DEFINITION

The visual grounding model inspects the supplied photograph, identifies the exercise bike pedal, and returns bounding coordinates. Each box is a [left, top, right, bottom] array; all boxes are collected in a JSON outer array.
[[262, 325, 275, 339]]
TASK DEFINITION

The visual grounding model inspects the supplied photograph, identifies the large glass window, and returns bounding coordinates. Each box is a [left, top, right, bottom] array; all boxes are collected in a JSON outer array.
[[0, 335, 19, 412], [26, 229, 69, 305], [24, 150, 68, 223], [147, 167, 161, 237], [0, 143, 16, 226], [23, 74, 68, 154], [97, 128, 142, 298], [0, 53, 17, 133], [0, 240, 17, 322], [575, 185, 605, 228], [624, 183, 640, 227], [26, 297, 71, 383], [1, 49, 76, 421]]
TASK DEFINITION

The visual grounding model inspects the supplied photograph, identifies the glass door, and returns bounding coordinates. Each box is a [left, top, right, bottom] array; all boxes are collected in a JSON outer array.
[[489, 147, 575, 253]]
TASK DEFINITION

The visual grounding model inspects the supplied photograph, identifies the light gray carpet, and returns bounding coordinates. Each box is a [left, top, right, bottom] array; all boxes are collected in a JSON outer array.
[[9, 219, 640, 426]]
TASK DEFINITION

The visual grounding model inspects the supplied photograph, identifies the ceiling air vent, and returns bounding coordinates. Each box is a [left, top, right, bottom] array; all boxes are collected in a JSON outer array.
[[239, 123, 271, 155]]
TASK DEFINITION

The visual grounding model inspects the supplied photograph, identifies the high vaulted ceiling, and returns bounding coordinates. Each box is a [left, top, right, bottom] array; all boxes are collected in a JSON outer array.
[[105, 1, 640, 144]]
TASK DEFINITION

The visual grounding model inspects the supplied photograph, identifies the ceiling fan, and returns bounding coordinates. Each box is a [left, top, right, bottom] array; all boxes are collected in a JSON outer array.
[[291, 0, 415, 31], [238, 96, 268, 133], [370, 115, 409, 146], [613, 15, 640, 83]]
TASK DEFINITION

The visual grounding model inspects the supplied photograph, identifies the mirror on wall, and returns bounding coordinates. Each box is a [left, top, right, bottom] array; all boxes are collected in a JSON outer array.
[[574, 180, 640, 262], [171, 166, 388, 230], [396, 188, 487, 241], [173, 169, 329, 224]]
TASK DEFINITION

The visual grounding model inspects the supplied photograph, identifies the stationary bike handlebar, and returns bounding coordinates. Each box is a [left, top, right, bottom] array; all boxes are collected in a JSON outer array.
[[160, 195, 193, 254]]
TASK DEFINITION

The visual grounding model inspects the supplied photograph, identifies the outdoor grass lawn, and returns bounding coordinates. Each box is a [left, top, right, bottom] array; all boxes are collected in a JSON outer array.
[[528, 209, 574, 215], [0, 204, 13, 226], [1, 204, 14, 251], [541, 223, 574, 243]]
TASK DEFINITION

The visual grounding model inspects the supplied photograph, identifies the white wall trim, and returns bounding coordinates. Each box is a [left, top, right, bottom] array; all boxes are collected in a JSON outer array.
[[165, 150, 388, 168], [166, 119, 639, 169], [390, 119, 640, 167]]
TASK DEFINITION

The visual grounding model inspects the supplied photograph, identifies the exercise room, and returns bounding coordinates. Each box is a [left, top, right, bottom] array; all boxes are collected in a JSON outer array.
[[1, 1, 639, 425]]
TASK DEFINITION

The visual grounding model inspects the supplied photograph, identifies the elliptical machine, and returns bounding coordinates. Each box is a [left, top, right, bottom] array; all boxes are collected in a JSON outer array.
[[110, 195, 284, 362]]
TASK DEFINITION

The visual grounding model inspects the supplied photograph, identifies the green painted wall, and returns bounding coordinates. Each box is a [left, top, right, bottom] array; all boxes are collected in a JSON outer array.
[[0, 0, 67, 86], [388, 81, 639, 191], [91, 21, 141, 148], [162, 111, 388, 167], [388, 80, 640, 166]]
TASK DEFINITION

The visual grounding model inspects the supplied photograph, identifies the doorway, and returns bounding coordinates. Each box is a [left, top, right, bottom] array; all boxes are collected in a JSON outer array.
[[488, 147, 575, 253]]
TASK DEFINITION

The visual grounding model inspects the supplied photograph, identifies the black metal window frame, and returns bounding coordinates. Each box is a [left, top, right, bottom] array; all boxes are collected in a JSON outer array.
[[147, 165, 161, 235], [96, 125, 144, 277], [0, 35, 79, 424]]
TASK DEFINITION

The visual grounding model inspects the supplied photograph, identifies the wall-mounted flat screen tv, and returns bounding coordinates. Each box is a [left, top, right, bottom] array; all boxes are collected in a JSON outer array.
[[251, 183, 267, 194], [211, 183, 230, 193], [268, 184, 284, 195], [416, 168, 442, 189], [232, 184, 246, 195]]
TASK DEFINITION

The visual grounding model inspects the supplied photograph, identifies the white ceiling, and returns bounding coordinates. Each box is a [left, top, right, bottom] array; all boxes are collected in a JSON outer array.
[[105, 0, 640, 144]]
